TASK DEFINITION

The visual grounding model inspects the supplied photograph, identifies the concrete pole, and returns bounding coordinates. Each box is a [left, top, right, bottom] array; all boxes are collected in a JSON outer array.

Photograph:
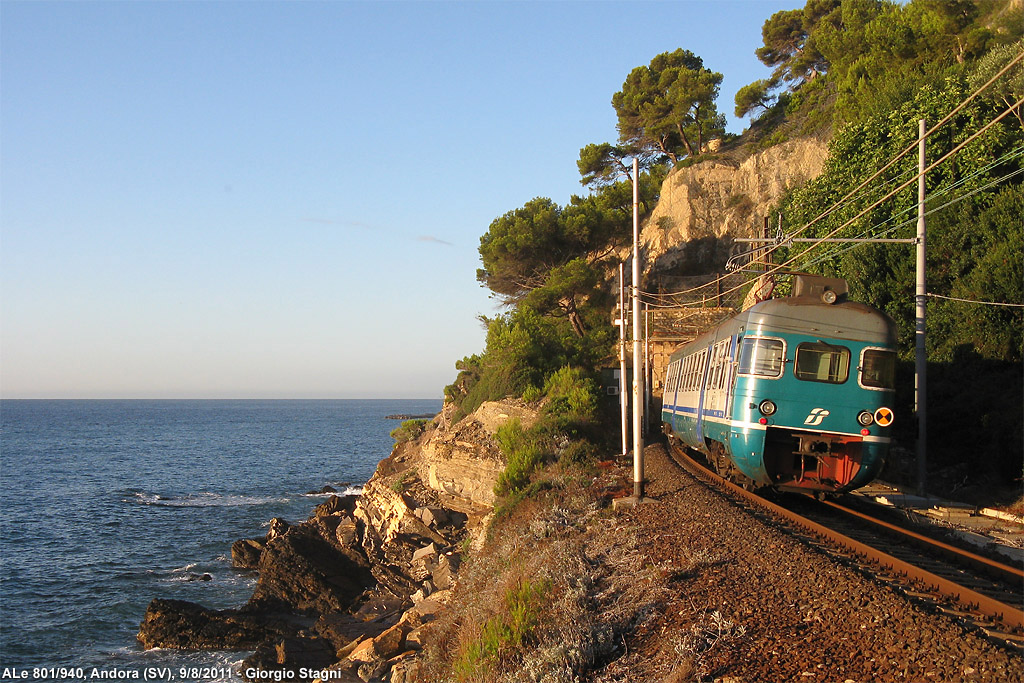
[[916, 119, 928, 497], [644, 304, 650, 436], [632, 158, 645, 499], [619, 263, 628, 458]]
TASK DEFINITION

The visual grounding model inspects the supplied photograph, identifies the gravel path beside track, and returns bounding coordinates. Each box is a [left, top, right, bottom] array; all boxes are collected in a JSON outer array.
[[600, 443, 1023, 682]]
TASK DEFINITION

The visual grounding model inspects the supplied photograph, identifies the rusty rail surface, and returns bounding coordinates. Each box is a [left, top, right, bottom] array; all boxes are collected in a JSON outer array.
[[823, 498, 1024, 588], [667, 443, 1024, 634]]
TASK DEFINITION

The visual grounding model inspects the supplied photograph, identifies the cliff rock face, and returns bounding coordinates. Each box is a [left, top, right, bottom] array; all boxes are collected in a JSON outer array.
[[642, 138, 829, 275], [418, 400, 537, 509], [139, 398, 534, 683]]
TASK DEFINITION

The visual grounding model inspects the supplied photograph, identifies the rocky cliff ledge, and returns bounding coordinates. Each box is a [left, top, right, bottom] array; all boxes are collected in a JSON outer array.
[[138, 399, 533, 683], [641, 138, 829, 276]]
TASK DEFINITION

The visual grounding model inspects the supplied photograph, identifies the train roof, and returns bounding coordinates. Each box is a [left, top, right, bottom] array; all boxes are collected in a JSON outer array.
[[740, 296, 897, 345], [671, 295, 897, 359]]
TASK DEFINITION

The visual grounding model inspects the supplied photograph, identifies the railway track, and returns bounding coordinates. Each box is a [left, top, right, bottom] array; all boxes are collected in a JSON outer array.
[[665, 440, 1024, 650]]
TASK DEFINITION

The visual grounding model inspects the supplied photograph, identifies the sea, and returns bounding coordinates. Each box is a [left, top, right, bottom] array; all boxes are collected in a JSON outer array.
[[0, 399, 441, 680]]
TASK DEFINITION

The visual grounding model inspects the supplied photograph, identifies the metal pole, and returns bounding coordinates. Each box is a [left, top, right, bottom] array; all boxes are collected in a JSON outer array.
[[632, 158, 645, 499], [644, 304, 650, 436], [916, 119, 928, 497], [619, 263, 628, 458]]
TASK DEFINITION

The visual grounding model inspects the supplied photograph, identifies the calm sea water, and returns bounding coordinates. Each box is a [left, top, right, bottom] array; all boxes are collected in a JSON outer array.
[[0, 399, 440, 677]]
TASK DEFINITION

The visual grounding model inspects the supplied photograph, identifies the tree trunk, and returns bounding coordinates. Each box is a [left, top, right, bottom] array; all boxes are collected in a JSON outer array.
[[675, 123, 694, 158], [563, 297, 587, 338]]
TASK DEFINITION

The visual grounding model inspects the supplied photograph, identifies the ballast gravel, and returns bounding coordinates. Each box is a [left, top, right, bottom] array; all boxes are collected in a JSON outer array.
[[596, 443, 1023, 683]]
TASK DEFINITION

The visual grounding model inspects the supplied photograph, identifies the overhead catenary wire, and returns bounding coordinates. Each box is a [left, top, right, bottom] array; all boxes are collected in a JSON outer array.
[[797, 161, 1024, 271], [761, 48, 1024, 251], [645, 94, 1024, 309], [770, 94, 1024, 266], [925, 293, 1024, 308], [638, 49, 1024, 304]]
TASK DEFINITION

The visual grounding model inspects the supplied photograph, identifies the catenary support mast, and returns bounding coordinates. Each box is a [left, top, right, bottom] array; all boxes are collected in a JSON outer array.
[[916, 118, 928, 496], [619, 263, 628, 458], [632, 158, 644, 499]]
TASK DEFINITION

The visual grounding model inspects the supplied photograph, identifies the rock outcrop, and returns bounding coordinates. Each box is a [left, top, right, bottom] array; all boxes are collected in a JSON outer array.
[[641, 138, 829, 276], [417, 400, 537, 509], [138, 398, 534, 683]]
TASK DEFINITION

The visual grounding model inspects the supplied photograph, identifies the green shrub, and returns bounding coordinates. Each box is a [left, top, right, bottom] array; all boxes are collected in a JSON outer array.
[[390, 470, 414, 493], [540, 366, 600, 436], [494, 419, 550, 496], [495, 440, 545, 496], [389, 419, 429, 444], [559, 439, 599, 468], [453, 578, 551, 681]]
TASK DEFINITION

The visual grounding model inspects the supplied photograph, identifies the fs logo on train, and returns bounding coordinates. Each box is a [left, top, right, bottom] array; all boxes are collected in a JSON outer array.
[[803, 408, 830, 426]]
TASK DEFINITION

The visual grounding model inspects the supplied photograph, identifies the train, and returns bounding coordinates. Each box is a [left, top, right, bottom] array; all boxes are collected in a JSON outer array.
[[661, 274, 897, 495]]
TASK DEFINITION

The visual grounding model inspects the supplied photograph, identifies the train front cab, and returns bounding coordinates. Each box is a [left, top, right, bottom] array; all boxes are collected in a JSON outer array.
[[730, 332, 897, 494]]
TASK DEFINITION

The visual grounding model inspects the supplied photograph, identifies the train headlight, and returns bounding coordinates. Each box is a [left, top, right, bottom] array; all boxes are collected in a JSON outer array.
[[857, 410, 874, 426], [822, 290, 838, 304], [758, 399, 777, 416]]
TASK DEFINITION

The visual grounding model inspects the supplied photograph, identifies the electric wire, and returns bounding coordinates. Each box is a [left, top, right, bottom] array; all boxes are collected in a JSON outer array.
[[925, 293, 1024, 308], [796, 154, 1024, 271], [636, 50, 1024, 304], [723, 95, 1024, 304]]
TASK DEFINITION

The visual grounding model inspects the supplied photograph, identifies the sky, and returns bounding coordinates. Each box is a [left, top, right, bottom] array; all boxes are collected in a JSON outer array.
[[1, 0, 799, 399]]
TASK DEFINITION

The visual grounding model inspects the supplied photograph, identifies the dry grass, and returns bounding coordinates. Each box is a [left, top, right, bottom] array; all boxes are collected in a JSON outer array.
[[416, 472, 673, 683]]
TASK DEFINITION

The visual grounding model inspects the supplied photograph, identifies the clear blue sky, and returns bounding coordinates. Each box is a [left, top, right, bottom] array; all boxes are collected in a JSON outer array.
[[1, 0, 797, 399]]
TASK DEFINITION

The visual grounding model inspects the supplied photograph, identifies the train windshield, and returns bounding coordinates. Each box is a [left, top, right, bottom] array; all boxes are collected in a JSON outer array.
[[794, 342, 850, 384], [860, 349, 896, 389], [737, 337, 784, 377]]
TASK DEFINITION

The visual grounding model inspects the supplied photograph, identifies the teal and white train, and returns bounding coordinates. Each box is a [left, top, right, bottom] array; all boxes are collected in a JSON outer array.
[[661, 275, 898, 495]]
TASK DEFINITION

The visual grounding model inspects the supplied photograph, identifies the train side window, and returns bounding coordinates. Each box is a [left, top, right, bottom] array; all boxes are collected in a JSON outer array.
[[737, 338, 784, 377], [860, 349, 896, 389], [794, 342, 850, 384]]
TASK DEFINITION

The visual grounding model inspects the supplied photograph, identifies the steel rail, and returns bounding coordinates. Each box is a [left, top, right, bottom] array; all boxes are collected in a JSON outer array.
[[668, 442, 1024, 633], [824, 498, 1024, 587]]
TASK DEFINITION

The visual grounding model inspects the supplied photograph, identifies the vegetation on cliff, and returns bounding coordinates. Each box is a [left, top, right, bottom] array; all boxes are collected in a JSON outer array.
[[447, 0, 1022, 496], [402, 4, 1024, 681], [754, 1, 1023, 485]]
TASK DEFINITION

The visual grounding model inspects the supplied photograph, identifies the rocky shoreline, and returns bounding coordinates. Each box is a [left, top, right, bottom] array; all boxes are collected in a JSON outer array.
[[137, 400, 528, 682]]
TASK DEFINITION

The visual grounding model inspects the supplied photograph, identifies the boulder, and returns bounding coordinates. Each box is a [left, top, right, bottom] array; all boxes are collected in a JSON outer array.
[[137, 599, 295, 650], [386, 654, 420, 683], [431, 556, 455, 591], [414, 506, 449, 528], [232, 538, 265, 569], [267, 517, 291, 541], [336, 518, 360, 547], [315, 611, 390, 656], [249, 523, 376, 616], [241, 635, 340, 682], [314, 494, 358, 518]]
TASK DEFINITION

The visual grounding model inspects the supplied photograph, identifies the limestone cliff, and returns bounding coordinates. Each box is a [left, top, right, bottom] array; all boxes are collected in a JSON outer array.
[[640, 137, 829, 277], [139, 398, 535, 683]]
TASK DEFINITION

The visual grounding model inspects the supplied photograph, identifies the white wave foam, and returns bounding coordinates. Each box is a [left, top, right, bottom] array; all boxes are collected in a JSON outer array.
[[127, 491, 289, 508], [301, 484, 364, 497]]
